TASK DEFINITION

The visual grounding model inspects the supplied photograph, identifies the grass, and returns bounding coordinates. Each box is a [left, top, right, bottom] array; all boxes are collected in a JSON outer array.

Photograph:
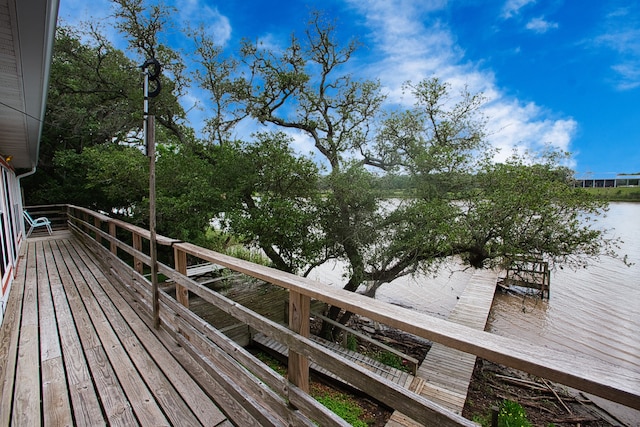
[[372, 350, 408, 372], [473, 399, 533, 427], [582, 186, 640, 201], [254, 351, 382, 426], [314, 388, 368, 427]]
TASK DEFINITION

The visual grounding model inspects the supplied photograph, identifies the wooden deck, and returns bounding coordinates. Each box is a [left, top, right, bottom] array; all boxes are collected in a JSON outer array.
[[0, 233, 232, 426], [387, 269, 498, 426]]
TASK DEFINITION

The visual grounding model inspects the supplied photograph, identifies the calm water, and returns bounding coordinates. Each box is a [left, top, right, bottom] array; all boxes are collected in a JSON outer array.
[[490, 202, 640, 373], [489, 202, 640, 425], [309, 202, 640, 424]]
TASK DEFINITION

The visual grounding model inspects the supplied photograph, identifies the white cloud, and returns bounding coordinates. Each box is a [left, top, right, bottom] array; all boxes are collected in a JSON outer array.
[[594, 6, 640, 90], [347, 0, 576, 162], [501, 0, 536, 19], [177, 0, 232, 45], [611, 63, 640, 90], [484, 100, 577, 166], [525, 17, 559, 34]]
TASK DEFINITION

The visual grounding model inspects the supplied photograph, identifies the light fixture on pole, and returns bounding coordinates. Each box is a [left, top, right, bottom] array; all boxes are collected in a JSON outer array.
[[141, 58, 162, 328]]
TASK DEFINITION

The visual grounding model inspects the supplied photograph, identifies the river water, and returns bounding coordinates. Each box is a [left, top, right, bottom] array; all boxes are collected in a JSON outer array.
[[489, 202, 640, 425], [309, 202, 640, 424]]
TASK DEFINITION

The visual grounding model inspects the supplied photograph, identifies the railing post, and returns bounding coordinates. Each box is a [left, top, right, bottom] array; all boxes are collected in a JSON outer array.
[[288, 290, 310, 393], [132, 232, 143, 274], [94, 217, 101, 244], [83, 212, 89, 234], [173, 246, 189, 308], [109, 222, 117, 255]]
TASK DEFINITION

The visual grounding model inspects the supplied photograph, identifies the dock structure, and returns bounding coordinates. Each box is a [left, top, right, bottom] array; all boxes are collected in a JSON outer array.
[[386, 269, 498, 426], [499, 257, 550, 299]]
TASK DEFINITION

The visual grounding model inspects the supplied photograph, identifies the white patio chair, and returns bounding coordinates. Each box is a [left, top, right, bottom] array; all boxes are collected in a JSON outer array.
[[24, 211, 53, 236]]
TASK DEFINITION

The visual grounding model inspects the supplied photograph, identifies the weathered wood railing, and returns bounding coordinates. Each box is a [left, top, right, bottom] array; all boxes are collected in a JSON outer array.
[[23, 204, 68, 234], [63, 205, 640, 426]]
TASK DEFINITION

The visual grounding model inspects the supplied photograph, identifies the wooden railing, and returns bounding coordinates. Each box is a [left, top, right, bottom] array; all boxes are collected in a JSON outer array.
[[62, 205, 640, 426], [24, 204, 68, 234]]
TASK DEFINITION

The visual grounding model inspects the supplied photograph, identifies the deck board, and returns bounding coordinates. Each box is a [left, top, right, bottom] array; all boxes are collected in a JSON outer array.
[[12, 242, 40, 425], [40, 242, 74, 426], [63, 239, 228, 426], [0, 235, 230, 426], [386, 269, 498, 426]]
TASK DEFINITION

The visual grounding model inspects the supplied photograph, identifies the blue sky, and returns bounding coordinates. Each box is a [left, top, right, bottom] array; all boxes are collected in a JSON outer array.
[[58, 0, 640, 177]]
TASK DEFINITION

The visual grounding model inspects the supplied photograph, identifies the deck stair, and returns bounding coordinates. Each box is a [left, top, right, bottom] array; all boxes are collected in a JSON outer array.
[[252, 332, 414, 387]]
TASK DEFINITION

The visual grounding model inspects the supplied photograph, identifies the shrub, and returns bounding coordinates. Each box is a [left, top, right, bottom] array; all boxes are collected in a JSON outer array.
[[315, 392, 368, 427], [498, 400, 532, 427]]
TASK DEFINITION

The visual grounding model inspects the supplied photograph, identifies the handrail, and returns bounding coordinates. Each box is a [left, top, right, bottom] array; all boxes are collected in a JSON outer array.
[[64, 205, 640, 425], [172, 241, 640, 409]]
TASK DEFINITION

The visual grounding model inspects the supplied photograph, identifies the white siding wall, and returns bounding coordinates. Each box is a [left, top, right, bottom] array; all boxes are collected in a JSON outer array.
[[0, 163, 24, 325]]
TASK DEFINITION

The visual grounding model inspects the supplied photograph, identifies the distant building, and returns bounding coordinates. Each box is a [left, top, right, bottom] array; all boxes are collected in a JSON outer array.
[[574, 175, 640, 188]]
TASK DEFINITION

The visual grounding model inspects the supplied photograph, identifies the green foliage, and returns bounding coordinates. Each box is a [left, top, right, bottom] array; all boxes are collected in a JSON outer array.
[[497, 400, 532, 427], [191, 12, 620, 338], [224, 246, 272, 266], [24, 21, 187, 206], [254, 350, 370, 426], [373, 351, 406, 371], [254, 352, 287, 376], [214, 133, 325, 274], [22, 8, 620, 344], [345, 334, 358, 351], [151, 143, 224, 241], [38, 145, 147, 211], [459, 150, 611, 269], [583, 186, 640, 201], [314, 393, 368, 427], [473, 400, 533, 427]]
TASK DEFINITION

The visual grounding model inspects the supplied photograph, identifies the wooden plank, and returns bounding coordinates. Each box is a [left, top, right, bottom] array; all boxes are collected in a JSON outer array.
[[67, 239, 231, 427], [132, 231, 143, 273], [156, 261, 470, 426], [253, 332, 414, 388], [42, 357, 74, 426], [140, 276, 338, 426], [313, 312, 418, 373], [289, 290, 310, 393], [174, 246, 189, 308], [387, 270, 498, 425], [58, 241, 170, 426], [40, 241, 74, 426], [186, 263, 222, 277], [11, 242, 41, 425], [47, 240, 104, 426], [85, 345, 138, 426], [79, 221, 469, 426], [167, 312, 310, 427], [50, 239, 133, 425], [0, 239, 28, 425], [82, 250, 226, 426]]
